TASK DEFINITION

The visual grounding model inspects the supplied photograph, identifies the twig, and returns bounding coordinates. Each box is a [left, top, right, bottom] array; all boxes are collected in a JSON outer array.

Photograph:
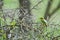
[[30, 0, 43, 11]]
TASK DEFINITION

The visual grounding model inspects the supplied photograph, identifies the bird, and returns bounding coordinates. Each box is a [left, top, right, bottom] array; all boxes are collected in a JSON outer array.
[[40, 17, 47, 27]]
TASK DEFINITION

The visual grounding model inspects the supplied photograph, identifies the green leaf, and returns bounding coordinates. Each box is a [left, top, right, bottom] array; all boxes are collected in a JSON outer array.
[[10, 20, 16, 25]]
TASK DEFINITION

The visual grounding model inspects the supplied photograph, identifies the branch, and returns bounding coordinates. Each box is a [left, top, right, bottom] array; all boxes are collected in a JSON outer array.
[[19, 0, 43, 19], [49, 3, 60, 17], [52, 35, 60, 40], [44, 0, 53, 20], [30, 0, 43, 11]]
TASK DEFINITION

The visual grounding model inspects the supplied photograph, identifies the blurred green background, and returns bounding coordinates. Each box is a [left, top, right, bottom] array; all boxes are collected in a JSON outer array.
[[0, 0, 60, 40]]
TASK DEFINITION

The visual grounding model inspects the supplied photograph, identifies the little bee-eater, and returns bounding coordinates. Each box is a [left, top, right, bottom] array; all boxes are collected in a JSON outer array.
[[40, 17, 47, 27]]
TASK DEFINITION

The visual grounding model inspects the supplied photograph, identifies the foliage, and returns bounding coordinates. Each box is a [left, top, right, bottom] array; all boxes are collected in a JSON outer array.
[[0, 0, 60, 40]]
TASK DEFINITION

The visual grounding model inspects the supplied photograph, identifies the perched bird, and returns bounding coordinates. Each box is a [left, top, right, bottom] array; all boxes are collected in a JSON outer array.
[[40, 17, 47, 27]]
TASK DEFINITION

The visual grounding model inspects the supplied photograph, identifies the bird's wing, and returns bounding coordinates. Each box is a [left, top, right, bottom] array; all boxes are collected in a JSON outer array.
[[44, 19, 47, 24]]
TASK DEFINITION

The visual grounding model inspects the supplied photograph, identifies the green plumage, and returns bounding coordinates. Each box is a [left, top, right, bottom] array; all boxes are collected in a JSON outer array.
[[40, 17, 47, 27]]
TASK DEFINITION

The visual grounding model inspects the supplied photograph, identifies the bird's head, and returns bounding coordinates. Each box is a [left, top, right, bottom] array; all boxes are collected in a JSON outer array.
[[40, 17, 44, 20]]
